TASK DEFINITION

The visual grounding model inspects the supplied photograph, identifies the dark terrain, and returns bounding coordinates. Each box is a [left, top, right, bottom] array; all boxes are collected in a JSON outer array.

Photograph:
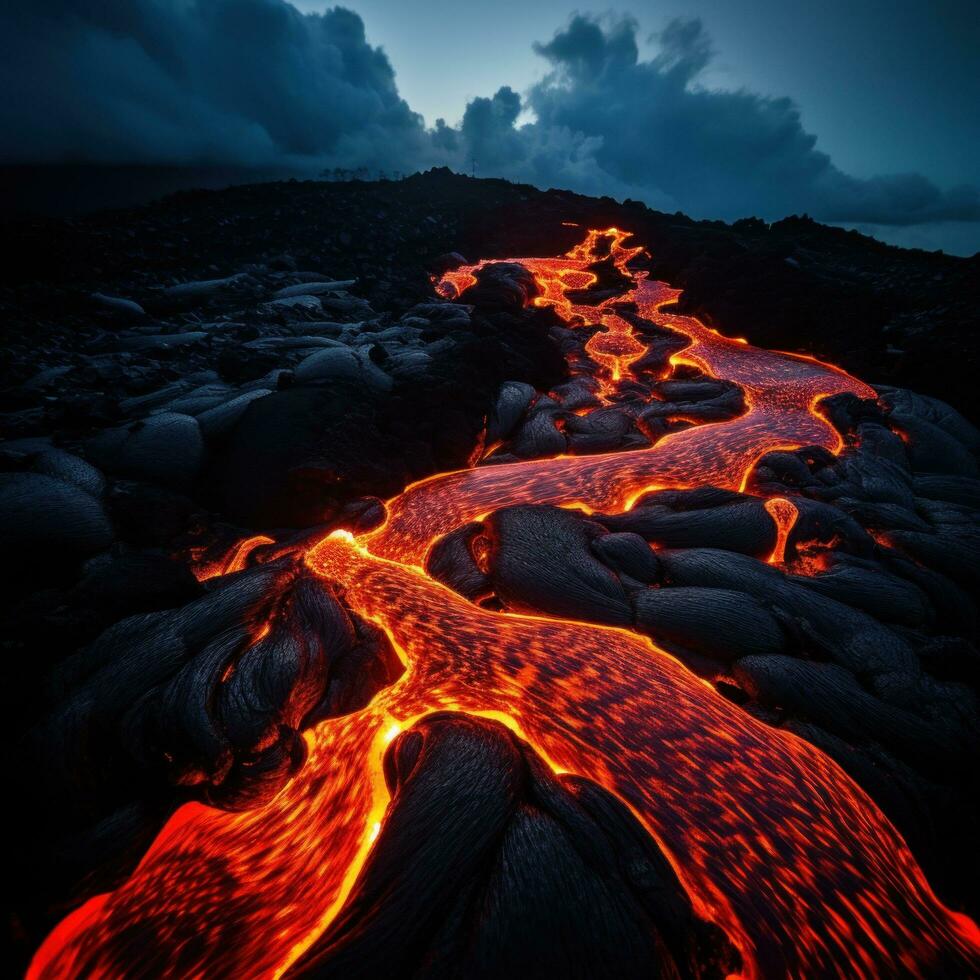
[[5, 168, 977, 422], [2, 169, 978, 976]]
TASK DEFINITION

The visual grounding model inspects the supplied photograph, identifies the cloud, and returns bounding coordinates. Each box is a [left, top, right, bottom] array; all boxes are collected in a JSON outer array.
[[0, 0, 428, 168], [1, 3, 977, 230], [497, 14, 979, 226]]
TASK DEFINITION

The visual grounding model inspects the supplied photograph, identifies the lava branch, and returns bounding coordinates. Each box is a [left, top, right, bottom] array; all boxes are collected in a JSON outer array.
[[307, 531, 980, 978], [29, 229, 980, 980], [366, 239, 872, 566]]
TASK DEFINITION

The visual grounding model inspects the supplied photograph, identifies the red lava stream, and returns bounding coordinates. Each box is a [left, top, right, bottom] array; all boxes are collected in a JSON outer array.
[[30, 230, 980, 979]]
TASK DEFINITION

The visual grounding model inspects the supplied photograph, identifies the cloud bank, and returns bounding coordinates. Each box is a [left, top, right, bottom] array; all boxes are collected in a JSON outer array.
[[0, 0, 429, 169], [2, 2, 977, 229]]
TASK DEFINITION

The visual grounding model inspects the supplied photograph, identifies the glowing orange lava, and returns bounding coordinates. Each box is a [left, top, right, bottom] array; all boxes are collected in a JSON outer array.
[[30, 230, 980, 980], [764, 497, 799, 565], [194, 534, 275, 581]]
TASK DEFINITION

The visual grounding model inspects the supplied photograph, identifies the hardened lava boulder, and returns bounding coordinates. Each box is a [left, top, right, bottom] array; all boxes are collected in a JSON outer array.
[[289, 712, 737, 980]]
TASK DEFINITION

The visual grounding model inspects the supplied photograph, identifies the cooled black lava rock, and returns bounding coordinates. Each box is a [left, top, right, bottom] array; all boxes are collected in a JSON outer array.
[[3, 168, 979, 970], [483, 505, 633, 626], [86, 412, 205, 490], [288, 712, 737, 980], [211, 383, 411, 527], [0, 471, 113, 583], [13, 559, 404, 939], [455, 261, 540, 310]]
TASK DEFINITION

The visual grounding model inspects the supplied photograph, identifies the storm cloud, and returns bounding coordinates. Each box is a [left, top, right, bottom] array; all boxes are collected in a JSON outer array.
[[2, 2, 977, 229], [466, 14, 980, 226], [0, 0, 429, 168]]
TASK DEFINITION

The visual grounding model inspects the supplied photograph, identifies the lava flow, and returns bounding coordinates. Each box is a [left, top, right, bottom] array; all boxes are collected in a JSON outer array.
[[30, 230, 980, 979]]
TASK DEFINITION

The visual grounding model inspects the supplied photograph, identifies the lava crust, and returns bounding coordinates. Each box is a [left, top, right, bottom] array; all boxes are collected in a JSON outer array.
[[5, 208, 979, 979]]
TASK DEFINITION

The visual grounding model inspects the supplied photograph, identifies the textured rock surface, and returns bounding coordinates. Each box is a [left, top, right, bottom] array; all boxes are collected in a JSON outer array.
[[289, 713, 736, 980], [2, 172, 977, 973]]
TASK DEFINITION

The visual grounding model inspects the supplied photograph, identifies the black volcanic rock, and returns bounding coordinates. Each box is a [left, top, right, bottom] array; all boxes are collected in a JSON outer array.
[[211, 383, 411, 527], [288, 713, 736, 980], [4, 168, 974, 418], [12, 562, 404, 940], [458, 261, 541, 310], [0, 471, 113, 577], [485, 505, 633, 626], [2, 169, 979, 969], [87, 412, 205, 490]]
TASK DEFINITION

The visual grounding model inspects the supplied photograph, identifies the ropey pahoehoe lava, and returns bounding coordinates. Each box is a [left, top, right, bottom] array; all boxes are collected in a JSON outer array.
[[29, 230, 980, 979]]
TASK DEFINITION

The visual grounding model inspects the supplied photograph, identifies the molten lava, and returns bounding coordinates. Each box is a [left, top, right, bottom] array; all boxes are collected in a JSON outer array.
[[764, 497, 799, 565], [30, 230, 980, 979]]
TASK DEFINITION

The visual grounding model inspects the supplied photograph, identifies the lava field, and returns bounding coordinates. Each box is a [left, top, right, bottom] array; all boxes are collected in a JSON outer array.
[[3, 171, 979, 978]]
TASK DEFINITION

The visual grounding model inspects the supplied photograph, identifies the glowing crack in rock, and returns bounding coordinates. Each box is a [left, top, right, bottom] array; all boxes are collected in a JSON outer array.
[[30, 230, 980, 979]]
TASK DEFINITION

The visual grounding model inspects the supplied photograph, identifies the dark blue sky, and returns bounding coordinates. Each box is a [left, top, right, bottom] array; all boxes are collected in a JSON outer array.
[[3, 1, 977, 253], [298, 0, 979, 189]]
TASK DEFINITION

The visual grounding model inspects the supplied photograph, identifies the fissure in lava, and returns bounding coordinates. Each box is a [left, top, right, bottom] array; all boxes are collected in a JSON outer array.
[[30, 229, 980, 979]]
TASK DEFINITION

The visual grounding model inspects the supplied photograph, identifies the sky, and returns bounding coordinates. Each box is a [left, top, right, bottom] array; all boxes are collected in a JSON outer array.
[[295, 0, 980, 188], [2, 0, 978, 253]]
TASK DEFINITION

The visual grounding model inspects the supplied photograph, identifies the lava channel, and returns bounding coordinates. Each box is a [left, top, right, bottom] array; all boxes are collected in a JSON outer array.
[[29, 229, 980, 980]]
